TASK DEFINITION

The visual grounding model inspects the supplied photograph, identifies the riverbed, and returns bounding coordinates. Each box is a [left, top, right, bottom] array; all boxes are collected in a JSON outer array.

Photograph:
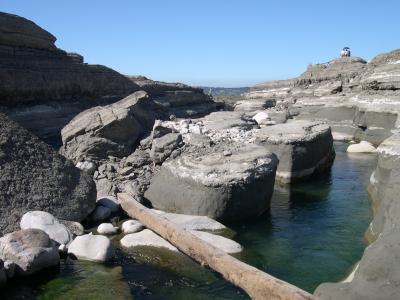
[[2, 142, 377, 299]]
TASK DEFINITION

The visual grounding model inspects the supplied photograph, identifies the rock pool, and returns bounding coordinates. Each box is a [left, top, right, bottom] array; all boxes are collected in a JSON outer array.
[[1, 142, 376, 299]]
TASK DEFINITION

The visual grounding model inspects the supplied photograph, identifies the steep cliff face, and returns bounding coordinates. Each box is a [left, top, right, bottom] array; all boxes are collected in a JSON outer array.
[[0, 12, 140, 105]]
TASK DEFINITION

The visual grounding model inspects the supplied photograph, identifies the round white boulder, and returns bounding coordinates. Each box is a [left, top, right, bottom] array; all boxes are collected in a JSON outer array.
[[20, 211, 73, 245], [120, 229, 178, 252], [68, 234, 114, 262], [97, 223, 118, 235], [347, 141, 377, 153]]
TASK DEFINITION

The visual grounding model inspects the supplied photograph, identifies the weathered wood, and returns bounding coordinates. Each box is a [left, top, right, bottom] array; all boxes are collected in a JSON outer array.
[[118, 193, 315, 300]]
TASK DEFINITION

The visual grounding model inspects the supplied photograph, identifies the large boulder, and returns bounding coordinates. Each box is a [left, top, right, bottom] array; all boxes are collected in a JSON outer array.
[[0, 113, 96, 235], [20, 211, 74, 245], [61, 91, 157, 162], [255, 120, 335, 183], [145, 143, 278, 221], [0, 229, 59, 276]]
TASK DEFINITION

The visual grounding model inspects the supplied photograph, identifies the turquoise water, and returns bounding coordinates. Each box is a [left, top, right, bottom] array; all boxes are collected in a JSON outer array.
[[2, 142, 376, 299]]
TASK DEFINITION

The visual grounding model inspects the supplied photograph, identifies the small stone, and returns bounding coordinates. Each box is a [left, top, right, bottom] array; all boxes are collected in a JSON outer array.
[[223, 150, 232, 156], [97, 223, 118, 235], [121, 220, 144, 234], [76, 161, 97, 174]]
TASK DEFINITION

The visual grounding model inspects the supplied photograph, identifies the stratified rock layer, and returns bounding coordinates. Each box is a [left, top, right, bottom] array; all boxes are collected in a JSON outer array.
[[0, 113, 96, 235], [61, 91, 157, 162], [0, 12, 139, 105]]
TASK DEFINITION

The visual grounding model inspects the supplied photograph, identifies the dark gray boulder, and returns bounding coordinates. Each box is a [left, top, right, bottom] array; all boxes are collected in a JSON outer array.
[[145, 143, 278, 221], [0, 113, 96, 235]]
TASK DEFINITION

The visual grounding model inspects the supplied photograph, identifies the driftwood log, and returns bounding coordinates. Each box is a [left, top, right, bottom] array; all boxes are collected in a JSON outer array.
[[118, 193, 314, 300]]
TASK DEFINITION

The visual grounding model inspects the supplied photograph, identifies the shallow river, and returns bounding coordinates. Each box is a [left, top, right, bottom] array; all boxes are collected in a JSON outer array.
[[2, 142, 377, 299]]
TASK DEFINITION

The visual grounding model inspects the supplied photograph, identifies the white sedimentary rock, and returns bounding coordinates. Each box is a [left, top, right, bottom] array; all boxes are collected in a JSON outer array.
[[68, 234, 114, 262], [151, 210, 226, 231], [190, 231, 243, 254], [121, 220, 144, 234], [20, 211, 73, 245], [76, 161, 97, 174], [347, 141, 377, 153], [97, 223, 118, 235], [120, 229, 178, 251], [252, 111, 270, 125]]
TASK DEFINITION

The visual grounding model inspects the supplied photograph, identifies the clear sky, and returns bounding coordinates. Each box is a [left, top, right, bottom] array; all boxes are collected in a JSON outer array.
[[1, 1, 400, 87]]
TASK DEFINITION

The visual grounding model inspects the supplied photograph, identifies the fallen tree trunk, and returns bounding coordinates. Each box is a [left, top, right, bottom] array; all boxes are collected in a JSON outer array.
[[118, 193, 315, 300]]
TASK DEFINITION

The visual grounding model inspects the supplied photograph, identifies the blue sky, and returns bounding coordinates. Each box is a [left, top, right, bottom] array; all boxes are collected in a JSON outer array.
[[2, 1, 400, 87]]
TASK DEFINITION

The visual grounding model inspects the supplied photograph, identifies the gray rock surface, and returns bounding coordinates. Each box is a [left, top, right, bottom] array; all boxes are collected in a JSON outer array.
[[255, 120, 335, 183], [68, 234, 115, 262], [0, 113, 96, 236], [61, 91, 157, 162], [0, 229, 59, 276], [20, 211, 74, 245], [145, 143, 278, 221]]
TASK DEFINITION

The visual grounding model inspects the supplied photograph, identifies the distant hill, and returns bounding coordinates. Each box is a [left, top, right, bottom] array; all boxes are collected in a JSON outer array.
[[199, 87, 250, 97]]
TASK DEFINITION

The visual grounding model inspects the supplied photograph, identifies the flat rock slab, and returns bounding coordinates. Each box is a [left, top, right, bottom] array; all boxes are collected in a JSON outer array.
[[201, 111, 256, 131], [120, 229, 178, 252], [20, 211, 73, 245], [190, 230, 242, 254], [68, 234, 114, 262], [145, 142, 278, 221], [151, 210, 226, 231], [255, 120, 335, 183], [0, 229, 59, 276]]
